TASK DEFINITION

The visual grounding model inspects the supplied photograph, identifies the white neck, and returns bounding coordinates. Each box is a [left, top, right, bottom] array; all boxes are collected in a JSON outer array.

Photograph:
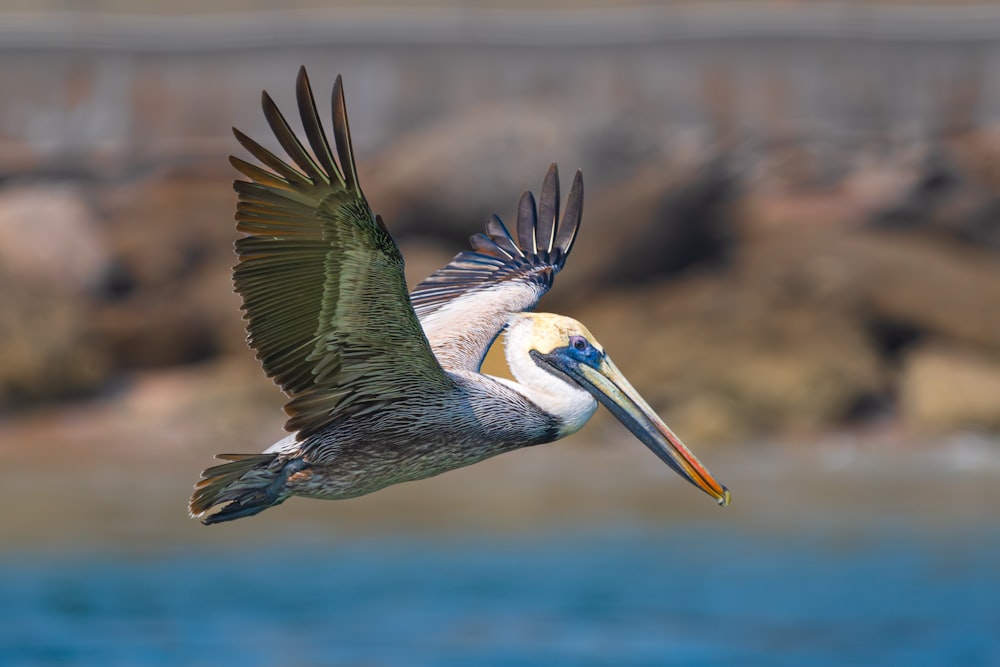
[[495, 325, 597, 438]]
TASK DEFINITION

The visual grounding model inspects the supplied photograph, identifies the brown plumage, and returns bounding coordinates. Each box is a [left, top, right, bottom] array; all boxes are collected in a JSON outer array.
[[190, 68, 729, 525]]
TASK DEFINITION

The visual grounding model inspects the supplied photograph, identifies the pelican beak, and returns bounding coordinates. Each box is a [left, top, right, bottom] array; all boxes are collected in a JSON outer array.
[[542, 351, 730, 506]]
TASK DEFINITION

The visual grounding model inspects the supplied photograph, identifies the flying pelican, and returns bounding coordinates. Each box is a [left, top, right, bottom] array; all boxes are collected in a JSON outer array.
[[189, 67, 730, 524]]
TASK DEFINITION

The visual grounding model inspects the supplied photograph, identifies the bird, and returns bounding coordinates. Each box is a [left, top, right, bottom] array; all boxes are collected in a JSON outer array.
[[189, 67, 730, 525]]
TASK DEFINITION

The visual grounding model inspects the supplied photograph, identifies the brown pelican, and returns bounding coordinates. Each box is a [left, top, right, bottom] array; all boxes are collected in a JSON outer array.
[[189, 68, 730, 524]]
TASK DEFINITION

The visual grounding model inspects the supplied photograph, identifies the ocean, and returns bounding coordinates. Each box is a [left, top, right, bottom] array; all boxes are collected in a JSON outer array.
[[2, 522, 997, 666]]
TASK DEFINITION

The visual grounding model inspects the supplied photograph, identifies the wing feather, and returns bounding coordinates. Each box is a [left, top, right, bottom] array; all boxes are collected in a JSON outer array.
[[483, 215, 524, 258], [260, 90, 326, 182], [295, 70, 340, 179], [232, 67, 452, 440], [411, 163, 584, 371], [553, 170, 583, 256], [331, 76, 361, 192], [516, 191, 538, 255], [535, 165, 560, 256], [233, 128, 310, 186]]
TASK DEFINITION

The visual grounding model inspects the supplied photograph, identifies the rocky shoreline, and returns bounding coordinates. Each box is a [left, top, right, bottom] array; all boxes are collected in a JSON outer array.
[[3, 130, 1000, 441]]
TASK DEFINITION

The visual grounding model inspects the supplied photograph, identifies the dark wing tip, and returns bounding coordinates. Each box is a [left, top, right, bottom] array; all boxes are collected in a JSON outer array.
[[515, 191, 538, 255], [553, 168, 583, 259], [295, 66, 340, 180], [410, 165, 586, 318], [238, 68, 356, 193], [231, 125, 307, 185], [535, 163, 560, 255], [331, 73, 360, 193], [505, 163, 583, 269], [484, 214, 522, 259], [258, 82, 326, 182]]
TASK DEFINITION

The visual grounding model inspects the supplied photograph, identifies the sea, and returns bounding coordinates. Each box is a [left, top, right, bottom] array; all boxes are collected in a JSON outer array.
[[2, 522, 997, 667]]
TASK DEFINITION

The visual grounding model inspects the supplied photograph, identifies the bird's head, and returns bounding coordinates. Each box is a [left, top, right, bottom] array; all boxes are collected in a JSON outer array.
[[504, 312, 730, 507]]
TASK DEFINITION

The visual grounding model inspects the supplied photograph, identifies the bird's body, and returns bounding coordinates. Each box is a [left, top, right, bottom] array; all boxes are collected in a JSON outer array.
[[260, 370, 562, 501], [190, 68, 729, 524]]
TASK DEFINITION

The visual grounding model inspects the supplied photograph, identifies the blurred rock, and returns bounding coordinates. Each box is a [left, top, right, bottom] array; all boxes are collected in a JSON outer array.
[[578, 272, 887, 443], [853, 232, 1000, 355], [0, 183, 108, 290], [872, 152, 961, 230], [0, 284, 111, 407], [576, 214, 1000, 440], [599, 157, 738, 284], [871, 146, 1000, 250], [900, 343, 1000, 432], [0, 184, 112, 405], [540, 155, 740, 301], [660, 392, 749, 445], [364, 101, 662, 243], [93, 170, 247, 367], [0, 170, 250, 408], [5, 110, 1000, 441], [739, 223, 1000, 355]]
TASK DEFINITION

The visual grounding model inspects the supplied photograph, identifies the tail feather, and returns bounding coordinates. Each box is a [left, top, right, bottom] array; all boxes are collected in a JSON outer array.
[[189, 453, 291, 525]]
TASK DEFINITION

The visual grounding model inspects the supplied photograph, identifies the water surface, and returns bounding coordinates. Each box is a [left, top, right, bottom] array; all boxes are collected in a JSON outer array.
[[3, 524, 997, 667]]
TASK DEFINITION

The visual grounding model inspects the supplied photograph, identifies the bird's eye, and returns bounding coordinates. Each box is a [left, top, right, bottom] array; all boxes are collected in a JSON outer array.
[[570, 336, 589, 352]]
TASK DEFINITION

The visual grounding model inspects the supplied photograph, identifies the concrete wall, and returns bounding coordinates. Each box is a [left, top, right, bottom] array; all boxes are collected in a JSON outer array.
[[2, 6, 999, 179]]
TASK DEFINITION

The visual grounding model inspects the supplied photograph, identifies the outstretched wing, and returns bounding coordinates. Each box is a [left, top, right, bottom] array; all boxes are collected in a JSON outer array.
[[411, 164, 583, 371], [231, 67, 453, 440]]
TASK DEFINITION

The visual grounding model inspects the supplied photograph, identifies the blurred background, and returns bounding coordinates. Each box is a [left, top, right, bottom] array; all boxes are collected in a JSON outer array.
[[1, 2, 999, 665]]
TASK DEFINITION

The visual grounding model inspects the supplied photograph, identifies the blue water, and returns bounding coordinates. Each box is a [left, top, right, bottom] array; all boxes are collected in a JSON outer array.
[[2, 527, 998, 667]]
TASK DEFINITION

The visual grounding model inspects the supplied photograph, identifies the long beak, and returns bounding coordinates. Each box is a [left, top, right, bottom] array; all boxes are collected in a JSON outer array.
[[574, 355, 730, 506]]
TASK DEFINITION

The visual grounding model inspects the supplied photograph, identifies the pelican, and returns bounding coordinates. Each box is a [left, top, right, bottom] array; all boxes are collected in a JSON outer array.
[[189, 68, 730, 524]]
